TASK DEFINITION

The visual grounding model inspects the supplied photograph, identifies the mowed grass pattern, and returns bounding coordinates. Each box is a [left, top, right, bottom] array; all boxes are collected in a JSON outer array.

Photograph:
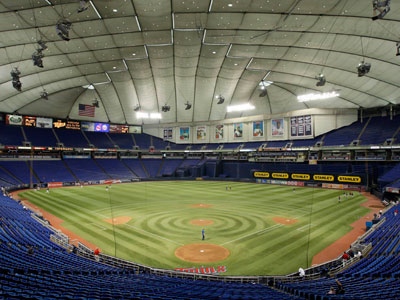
[[20, 181, 369, 275]]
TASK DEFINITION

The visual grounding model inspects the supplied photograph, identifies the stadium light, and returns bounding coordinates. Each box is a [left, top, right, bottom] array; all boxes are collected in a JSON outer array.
[[136, 112, 162, 119], [227, 103, 255, 112], [297, 91, 339, 102]]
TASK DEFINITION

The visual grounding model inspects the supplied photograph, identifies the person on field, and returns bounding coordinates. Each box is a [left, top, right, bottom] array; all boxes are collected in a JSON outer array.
[[202, 228, 205, 240]]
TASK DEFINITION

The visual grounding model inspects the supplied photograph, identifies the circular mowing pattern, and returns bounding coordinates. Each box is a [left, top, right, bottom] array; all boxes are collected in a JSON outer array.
[[175, 243, 230, 263], [190, 219, 214, 226], [137, 210, 264, 239], [190, 203, 213, 208]]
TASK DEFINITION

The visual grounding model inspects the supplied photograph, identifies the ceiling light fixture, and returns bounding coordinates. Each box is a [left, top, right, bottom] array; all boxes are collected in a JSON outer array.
[[40, 90, 48, 100], [136, 112, 149, 119], [161, 104, 170, 112], [258, 80, 273, 97], [56, 19, 72, 41], [77, 0, 90, 13], [297, 91, 339, 102], [150, 113, 162, 119], [259, 80, 273, 90], [11, 68, 22, 92], [216, 95, 225, 104], [134, 104, 140, 112], [83, 84, 95, 90], [92, 98, 99, 108], [315, 74, 326, 86], [184, 102, 192, 110], [227, 103, 255, 112], [357, 61, 371, 77], [32, 50, 44, 68]]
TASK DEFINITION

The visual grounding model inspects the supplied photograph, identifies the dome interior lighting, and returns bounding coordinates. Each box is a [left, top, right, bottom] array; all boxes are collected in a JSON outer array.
[[297, 91, 340, 102]]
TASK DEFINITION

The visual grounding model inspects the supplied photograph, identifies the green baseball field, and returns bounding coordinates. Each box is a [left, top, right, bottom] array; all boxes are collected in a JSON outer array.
[[20, 181, 369, 276]]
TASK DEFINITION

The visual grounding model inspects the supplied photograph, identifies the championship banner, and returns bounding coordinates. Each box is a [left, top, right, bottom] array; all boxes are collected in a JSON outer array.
[[290, 115, 312, 137], [163, 128, 173, 140]]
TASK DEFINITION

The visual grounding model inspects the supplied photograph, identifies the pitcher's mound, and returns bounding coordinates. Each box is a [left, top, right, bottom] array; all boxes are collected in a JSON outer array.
[[175, 244, 230, 263], [104, 216, 132, 225], [273, 217, 298, 225], [191, 203, 213, 208]]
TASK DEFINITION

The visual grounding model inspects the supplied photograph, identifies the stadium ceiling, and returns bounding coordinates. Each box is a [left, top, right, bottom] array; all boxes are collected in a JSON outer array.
[[1, 0, 400, 125]]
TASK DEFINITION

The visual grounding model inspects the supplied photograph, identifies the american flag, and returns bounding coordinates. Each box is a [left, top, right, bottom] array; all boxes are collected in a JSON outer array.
[[78, 104, 95, 117]]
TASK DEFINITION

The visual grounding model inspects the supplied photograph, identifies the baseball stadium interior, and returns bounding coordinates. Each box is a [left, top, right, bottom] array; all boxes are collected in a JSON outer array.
[[1, 0, 400, 299]]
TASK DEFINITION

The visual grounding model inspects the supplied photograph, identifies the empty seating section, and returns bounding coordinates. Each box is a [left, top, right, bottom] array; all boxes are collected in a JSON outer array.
[[179, 159, 201, 168], [169, 143, 188, 150], [290, 139, 316, 147], [0, 161, 38, 184], [141, 159, 163, 177], [189, 143, 207, 150], [133, 134, 152, 149], [360, 115, 400, 145], [264, 141, 287, 148], [107, 132, 135, 149], [0, 124, 24, 146], [323, 121, 365, 146], [83, 131, 115, 148], [121, 159, 148, 178], [378, 163, 400, 187], [94, 159, 136, 179], [159, 159, 183, 176], [31, 160, 76, 183], [63, 159, 109, 181], [55, 129, 89, 148], [0, 165, 24, 187], [23, 127, 58, 147], [222, 143, 243, 149], [152, 136, 169, 150]]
